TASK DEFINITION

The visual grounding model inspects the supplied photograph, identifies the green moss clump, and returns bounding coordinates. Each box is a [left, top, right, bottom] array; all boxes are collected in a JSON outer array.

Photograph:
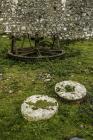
[[27, 100, 57, 110], [65, 85, 75, 93], [56, 87, 61, 92]]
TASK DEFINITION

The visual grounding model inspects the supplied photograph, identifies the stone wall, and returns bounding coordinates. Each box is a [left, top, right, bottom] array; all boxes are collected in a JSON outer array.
[[63, 0, 93, 39], [0, 0, 93, 40]]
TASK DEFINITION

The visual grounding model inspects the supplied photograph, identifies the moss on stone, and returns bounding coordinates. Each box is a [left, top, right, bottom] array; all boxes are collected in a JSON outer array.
[[56, 87, 61, 92], [27, 100, 57, 110], [65, 85, 75, 93]]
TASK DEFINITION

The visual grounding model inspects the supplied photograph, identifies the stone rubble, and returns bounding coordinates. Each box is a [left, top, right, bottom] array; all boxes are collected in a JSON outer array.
[[38, 72, 52, 82]]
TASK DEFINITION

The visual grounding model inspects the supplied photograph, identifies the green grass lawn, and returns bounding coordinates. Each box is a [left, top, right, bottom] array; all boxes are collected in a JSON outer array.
[[0, 36, 93, 140]]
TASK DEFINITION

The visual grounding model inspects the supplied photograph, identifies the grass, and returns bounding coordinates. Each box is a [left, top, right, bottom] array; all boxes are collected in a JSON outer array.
[[0, 36, 93, 140]]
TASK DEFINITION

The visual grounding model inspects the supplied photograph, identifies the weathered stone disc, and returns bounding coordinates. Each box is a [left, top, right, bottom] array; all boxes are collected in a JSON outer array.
[[21, 95, 58, 121], [70, 137, 85, 140], [55, 81, 87, 101]]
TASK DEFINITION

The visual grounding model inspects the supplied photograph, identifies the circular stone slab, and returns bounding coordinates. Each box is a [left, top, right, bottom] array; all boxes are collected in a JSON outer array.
[[21, 95, 58, 121], [55, 81, 87, 101]]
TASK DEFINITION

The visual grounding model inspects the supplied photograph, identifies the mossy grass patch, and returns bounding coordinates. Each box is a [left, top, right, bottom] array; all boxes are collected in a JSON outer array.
[[65, 85, 75, 93], [0, 37, 93, 139], [27, 100, 57, 110]]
